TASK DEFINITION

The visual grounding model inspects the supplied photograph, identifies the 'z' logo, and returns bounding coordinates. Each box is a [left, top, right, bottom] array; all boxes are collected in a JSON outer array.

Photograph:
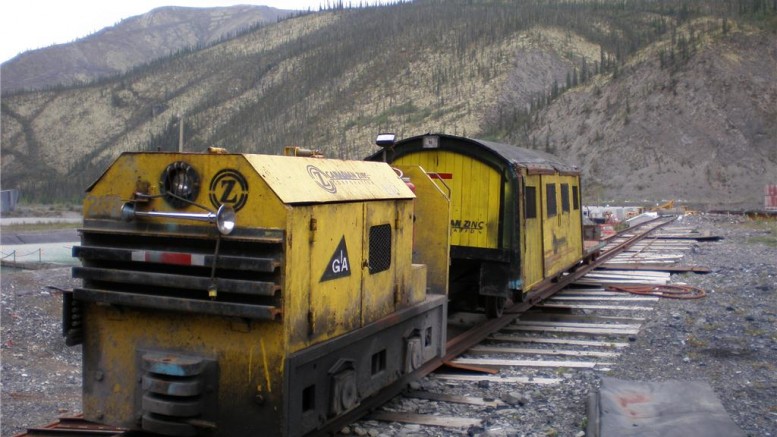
[[209, 169, 249, 211]]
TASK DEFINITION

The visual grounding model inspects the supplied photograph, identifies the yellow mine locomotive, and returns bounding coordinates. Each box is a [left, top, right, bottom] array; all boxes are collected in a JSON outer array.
[[65, 150, 449, 436], [369, 134, 584, 317]]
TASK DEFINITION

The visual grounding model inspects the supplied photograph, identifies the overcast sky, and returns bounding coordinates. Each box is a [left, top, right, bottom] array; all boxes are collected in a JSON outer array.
[[0, 1, 344, 63]]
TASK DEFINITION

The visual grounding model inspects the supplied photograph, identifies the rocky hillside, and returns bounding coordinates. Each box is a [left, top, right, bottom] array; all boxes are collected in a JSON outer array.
[[1, 1, 775, 209], [526, 26, 777, 210], [0, 5, 293, 92]]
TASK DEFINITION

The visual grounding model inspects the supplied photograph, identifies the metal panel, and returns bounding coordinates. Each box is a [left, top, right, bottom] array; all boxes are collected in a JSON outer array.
[[74, 245, 280, 272], [361, 202, 397, 324], [83, 152, 289, 231], [80, 304, 287, 435], [395, 165, 450, 295], [522, 175, 544, 290], [284, 294, 446, 436], [73, 267, 279, 297], [74, 288, 281, 320], [245, 155, 414, 204], [393, 151, 501, 249], [307, 202, 364, 341], [541, 174, 583, 278]]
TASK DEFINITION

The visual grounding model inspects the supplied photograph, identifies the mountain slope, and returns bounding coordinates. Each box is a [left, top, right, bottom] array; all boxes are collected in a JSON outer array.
[[1, 2, 775, 209], [0, 5, 292, 92], [522, 25, 777, 209]]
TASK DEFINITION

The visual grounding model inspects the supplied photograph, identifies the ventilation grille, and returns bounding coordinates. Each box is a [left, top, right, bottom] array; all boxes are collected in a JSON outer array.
[[368, 224, 391, 274]]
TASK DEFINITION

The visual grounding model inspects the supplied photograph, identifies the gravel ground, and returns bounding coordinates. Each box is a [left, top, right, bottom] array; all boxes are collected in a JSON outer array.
[[2, 214, 776, 436]]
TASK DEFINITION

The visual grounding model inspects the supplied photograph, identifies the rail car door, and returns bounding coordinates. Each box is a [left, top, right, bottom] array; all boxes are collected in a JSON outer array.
[[308, 203, 365, 340], [360, 201, 405, 325], [522, 175, 544, 290]]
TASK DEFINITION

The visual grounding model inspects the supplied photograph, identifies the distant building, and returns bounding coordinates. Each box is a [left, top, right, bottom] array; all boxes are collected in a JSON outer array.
[[0, 189, 20, 213], [766, 185, 777, 211]]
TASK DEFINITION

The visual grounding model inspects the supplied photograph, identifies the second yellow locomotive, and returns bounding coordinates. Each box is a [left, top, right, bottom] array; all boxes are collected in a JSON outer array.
[[66, 150, 448, 436]]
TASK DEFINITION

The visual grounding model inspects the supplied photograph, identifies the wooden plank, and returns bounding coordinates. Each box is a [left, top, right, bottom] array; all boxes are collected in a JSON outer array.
[[404, 390, 505, 407], [585, 270, 671, 278], [441, 360, 499, 374], [489, 334, 630, 348], [514, 320, 643, 329], [369, 411, 482, 428], [502, 325, 640, 335], [432, 374, 561, 385], [574, 278, 668, 286], [536, 303, 655, 311], [549, 296, 659, 302], [521, 311, 647, 323], [452, 357, 598, 368], [469, 345, 620, 358], [598, 263, 711, 273], [557, 290, 634, 297]]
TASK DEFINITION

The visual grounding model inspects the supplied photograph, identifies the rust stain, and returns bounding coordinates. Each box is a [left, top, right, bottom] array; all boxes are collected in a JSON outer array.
[[617, 392, 651, 417]]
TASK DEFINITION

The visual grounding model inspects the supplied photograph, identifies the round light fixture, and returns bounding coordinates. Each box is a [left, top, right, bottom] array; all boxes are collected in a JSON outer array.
[[161, 161, 200, 208]]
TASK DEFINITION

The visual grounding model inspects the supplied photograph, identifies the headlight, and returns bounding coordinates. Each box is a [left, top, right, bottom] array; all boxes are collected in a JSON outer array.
[[162, 161, 200, 208]]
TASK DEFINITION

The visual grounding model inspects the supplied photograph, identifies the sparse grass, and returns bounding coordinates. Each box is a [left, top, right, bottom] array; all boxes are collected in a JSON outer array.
[[744, 328, 767, 337], [752, 361, 776, 372], [686, 335, 708, 348], [1, 222, 81, 233], [743, 220, 777, 247]]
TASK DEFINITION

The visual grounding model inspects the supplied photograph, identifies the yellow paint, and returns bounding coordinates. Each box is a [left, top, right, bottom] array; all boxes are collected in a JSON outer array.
[[522, 174, 544, 290], [82, 304, 286, 427], [307, 202, 364, 339], [248, 346, 253, 383], [541, 174, 583, 278], [393, 151, 501, 249], [395, 165, 450, 295], [261, 338, 271, 393], [245, 154, 414, 204], [80, 150, 430, 431]]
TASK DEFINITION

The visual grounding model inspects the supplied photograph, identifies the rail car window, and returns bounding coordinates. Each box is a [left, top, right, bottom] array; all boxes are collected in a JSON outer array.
[[525, 186, 537, 219], [369, 224, 392, 274], [546, 184, 557, 218], [573, 185, 580, 210], [561, 184, 570, 213]]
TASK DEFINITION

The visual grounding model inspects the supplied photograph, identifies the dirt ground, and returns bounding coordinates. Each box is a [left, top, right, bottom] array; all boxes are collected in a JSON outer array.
[[1, 214, 776, 436], [1, 267, 82, 436]]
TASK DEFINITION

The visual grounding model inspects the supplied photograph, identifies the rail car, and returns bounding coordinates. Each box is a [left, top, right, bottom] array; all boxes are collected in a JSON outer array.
[[65, 149, 450, 436], [62, 133, 586, 436], [368, 133, 584, 317]]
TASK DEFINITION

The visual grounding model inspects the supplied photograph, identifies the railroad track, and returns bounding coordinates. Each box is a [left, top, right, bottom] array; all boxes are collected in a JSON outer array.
[[20, 216, 716, 437], [342, 216, 716, 435]]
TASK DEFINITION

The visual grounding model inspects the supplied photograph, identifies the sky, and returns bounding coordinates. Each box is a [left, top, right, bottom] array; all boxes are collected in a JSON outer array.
[[0, 1, 339, 63]]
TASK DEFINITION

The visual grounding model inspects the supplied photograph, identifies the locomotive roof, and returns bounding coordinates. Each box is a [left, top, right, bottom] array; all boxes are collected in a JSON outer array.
[[373, 134, 579, 175]]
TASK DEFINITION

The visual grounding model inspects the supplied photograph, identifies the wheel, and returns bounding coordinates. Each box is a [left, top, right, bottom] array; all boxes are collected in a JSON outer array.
[[485, 295, 506, 319]]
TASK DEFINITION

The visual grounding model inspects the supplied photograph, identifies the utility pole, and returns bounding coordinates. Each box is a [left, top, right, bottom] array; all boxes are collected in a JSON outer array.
[[178, 113, 184, 152]]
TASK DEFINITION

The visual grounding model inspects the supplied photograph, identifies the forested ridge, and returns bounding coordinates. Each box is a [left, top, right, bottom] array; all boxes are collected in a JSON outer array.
[[1, 0, 775, 208]]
